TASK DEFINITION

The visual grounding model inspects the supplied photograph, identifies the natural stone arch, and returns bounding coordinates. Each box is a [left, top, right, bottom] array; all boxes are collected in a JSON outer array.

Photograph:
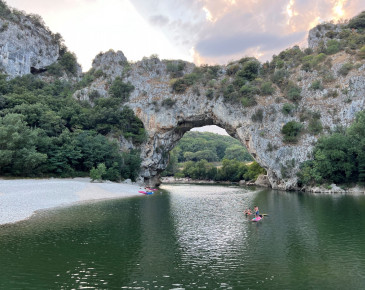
[[124, 63, 300, 190], [77, 52, 365, 191]]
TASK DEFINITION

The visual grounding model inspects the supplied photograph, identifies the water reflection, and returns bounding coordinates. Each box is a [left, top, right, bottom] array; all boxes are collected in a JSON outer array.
[[0, 186, 364, 289]]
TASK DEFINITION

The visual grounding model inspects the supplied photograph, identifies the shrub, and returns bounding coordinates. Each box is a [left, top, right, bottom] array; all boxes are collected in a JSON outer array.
[[251, 108, 264, 122], [358, 46, 365, 59], [205, 89, 214, 99], [90, 163, 106, 182], [282, 103, 295, 115], [241, 97, 256, 107], [322, 72, 335, 83], [347, 11, 365, 29], [281, 121, 303, 143], [109, 77, 134, 102], [326, 39, 340, 55], [308, 119, 323, 135], [239, 84, 258, 97], [310, 80, 323, 90], [170, 78, 187, 93], [285, 82, 302, 102], [59, 52, 78, 75], [260, 81, 275, 95], [183, 73, 201, 85], [338, 62, 353, 76], [271, 69, 287, 87], [226, 64, 240, 75], [166, 60, 185, 78], [236, 59, 260, 81], [161, 98, 176, 108], [325, 89, 338, 98]]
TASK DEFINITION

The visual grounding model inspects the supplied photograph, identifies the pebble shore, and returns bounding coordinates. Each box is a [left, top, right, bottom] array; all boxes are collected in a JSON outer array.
[[0, 178, 142, 225]]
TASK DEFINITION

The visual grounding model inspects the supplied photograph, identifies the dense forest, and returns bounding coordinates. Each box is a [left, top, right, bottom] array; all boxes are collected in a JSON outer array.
[[0, 73, 145, 181], [163, 131, 266, 182], [298, 111, 365, 187]]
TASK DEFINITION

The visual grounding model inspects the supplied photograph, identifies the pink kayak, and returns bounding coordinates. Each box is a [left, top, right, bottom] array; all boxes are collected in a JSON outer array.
[[251, 216, 262, 222], [138, 191, 153, 195]]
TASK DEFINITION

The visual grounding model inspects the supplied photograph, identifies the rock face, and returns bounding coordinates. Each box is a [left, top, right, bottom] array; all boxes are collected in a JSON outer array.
[[308, 22, 343, 50], [77, 50, 365, 190], [0, 13, 59, 78]]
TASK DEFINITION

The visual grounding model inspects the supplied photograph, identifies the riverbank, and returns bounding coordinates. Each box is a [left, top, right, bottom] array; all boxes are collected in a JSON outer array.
[[0, 178, 143, 225]]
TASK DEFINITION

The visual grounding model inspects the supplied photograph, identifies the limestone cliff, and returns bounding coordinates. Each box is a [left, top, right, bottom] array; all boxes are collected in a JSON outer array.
[[74, 46, 365, 190], [0, 7, 59, 77]]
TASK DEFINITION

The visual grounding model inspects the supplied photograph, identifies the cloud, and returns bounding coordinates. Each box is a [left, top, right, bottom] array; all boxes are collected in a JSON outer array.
[[131, 0, 365, 64], [149, 15, 170, 26], [196, 31, 306, 57]]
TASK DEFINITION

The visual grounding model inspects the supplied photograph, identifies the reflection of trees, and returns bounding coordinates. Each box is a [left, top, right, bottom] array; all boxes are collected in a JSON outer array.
[[0, 199, 143, 288]]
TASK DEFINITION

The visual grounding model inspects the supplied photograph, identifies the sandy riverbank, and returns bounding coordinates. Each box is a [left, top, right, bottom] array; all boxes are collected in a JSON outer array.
[[0, 178, 144, 225]]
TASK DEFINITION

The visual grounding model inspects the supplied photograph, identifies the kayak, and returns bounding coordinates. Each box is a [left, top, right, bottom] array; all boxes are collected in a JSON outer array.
[[251, 216, 262, 222], [138, 191, 154, 195]]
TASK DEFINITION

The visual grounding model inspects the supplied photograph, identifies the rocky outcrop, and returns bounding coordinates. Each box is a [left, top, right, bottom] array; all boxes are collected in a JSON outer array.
[[77, 49, 364, 190], [0, 12, 59, 78], [308, 22, 343, 50]]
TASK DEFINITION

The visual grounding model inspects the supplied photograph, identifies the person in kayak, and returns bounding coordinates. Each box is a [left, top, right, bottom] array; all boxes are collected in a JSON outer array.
[[254, 206, 260, 218], [244, 208, 252, 216]]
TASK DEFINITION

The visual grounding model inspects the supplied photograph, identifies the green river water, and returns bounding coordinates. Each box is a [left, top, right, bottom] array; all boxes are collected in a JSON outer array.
[[0, 184, 365, 289]]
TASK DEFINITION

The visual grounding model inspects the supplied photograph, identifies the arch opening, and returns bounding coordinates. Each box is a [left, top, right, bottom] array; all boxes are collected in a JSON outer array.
[[142, 122, 265, 186]]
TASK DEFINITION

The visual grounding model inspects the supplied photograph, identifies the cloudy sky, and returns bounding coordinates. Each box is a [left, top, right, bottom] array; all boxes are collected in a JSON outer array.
[[6, 0, 365, 71]]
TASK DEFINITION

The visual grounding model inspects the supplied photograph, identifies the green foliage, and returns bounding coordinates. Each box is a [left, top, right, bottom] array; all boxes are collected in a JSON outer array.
[[170, 78, 187, 93], [358, 46, 365, 59], [310, 80, 324, 90], [299, 111, 365, 186], [205, 88, 214, 99], [0, 114, 47, 176], [251, 108, 264, 122], [347, 11, 365, 29], [161, 98, 176, 108], [224, 145, 252, 162], [0, 74, 144, 179], [168, 131, 252, 164], [166, 60, 186, 78], [109, 77, 134, 102], [271, 69, 288, 87], [301, 53, 326, 72], [338, 62, 353, 76], [282, 103, 295, 116], [90, 163, 106, 182], [179, 159, 265, 182], [285, 82, 302, 102], [59, 52, 78, 75], [281, 121, 303, 143], [260, 81, 275, 96], [236, 59, 260, 81], [307, 119, 323, 135], [326, 39, 340, 55]]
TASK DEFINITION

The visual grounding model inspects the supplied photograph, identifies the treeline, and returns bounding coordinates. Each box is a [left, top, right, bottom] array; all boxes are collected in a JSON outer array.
[[177, 159, 266, 182], [171, 131, 253, 163], [298, 111, 365, 187], [0, 74, 145, 181], [163, 131, 265, 182]]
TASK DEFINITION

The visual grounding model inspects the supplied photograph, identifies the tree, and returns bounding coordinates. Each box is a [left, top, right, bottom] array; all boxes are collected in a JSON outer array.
[[0, 114, 47, 176], [90, 163, 106, 182], [224, 145, 252, 161]]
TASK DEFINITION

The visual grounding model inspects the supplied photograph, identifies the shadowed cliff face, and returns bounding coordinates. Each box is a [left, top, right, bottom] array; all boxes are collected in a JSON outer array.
[[74, 50, 365, 190]]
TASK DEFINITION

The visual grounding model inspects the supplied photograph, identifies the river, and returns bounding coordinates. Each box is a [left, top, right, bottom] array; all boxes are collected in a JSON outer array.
[[0, 184, 364, 289]]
